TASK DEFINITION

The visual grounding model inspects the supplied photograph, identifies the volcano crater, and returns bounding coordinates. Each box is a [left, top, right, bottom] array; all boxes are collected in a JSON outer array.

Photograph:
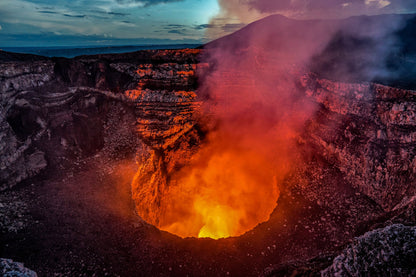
[[1, 44, 416, 276]]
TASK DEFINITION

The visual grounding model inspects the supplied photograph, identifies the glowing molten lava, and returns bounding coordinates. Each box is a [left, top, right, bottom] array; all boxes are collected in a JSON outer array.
[[131, 123, 283, 239], [129, 48, 305, 239], [130, 136, 276, 239], [159, 144, 279, 239]]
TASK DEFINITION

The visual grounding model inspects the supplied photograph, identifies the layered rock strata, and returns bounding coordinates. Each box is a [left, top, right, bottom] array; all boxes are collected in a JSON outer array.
[[301, 74, 416, 211], [0, 50, 199, 191]]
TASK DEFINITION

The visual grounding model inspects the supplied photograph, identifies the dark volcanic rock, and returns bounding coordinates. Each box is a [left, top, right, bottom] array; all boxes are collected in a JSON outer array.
[[0, 49, 199, 190], [0, 258, 37, 277], [131, 126, 202, 226], [0, 106, 47, 191], [301, 74, 416, 211], [321, 224, 416, 276]]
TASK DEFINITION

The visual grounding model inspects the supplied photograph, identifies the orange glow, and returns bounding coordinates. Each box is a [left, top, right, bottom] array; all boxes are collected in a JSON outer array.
[[130, 48, 308, 239], [167, 145, 279, 239], [177, 70, 194, 77], [132, 130, 282, 239]]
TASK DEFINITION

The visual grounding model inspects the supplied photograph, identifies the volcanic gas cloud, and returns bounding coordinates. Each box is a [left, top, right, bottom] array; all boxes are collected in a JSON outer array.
[[131, 1, 405, 239]]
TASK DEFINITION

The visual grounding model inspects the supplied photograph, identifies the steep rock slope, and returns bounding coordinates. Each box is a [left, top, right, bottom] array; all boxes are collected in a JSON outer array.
[[0, 49, 199, 191], [301, 74, 416, 211], [0, 258, 38, 277], [321, 224, 416, 276]]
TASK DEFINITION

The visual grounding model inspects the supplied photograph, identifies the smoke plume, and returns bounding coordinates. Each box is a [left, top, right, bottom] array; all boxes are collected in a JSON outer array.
[[214, 0, 414, 22], [184, 1, 410, 238], [141, 1, 414, 239]]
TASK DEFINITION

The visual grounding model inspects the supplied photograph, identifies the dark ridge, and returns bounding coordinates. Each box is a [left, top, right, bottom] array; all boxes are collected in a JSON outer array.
[[202, 13, 416, 90], [1, 44, 202, 59], [74, 49, 200, 64], [0, 50, 49, 62], [203, 14, 329, 50]]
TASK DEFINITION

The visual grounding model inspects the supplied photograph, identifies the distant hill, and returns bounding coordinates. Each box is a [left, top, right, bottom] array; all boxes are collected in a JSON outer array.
[[0, 49, 48, 62], [204, 13, 416, 89], [0, 44, 201, 59]]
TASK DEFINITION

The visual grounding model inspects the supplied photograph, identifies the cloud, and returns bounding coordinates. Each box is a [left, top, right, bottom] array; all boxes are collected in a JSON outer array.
[[63, 14, 86, 18], [168, 29, 185, 34], [162, 24, 193, 35], [107, 11, 130, 16], [222, 23, 246, 32], [166, 24, 186, 28], [195, 23, 246, 32], [194, 22, 246, 39], [37, 10, 59, 14], [115, 0, 184, 7], [115, 20, 136, 27], [365, 0, 391, 8], [214, 0, 415, 22], [0, 0, 211, 46], [0, 0, 135, 37], [0, 25, 2, 31], [195, 24, 216, 30], [85, 10, 129, 20], [244, 0, 380, 13]]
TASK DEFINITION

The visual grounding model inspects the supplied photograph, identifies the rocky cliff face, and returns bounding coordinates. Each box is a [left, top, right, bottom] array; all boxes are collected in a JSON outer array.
[[301, 74, 416, 211], [0, 49, 199, 191], [321, 224, 416, 276], [130, 69, 416, 228], [1, 48, 416, 276], [0, 258, 38, 277]]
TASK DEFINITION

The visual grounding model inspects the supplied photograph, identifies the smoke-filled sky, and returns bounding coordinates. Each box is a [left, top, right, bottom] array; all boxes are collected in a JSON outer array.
[[0, 0, 415, 47]]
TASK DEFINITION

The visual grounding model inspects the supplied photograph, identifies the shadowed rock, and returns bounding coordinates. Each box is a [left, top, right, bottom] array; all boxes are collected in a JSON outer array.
[[0, 258, 37, 277], [322, 224, 416, 276]]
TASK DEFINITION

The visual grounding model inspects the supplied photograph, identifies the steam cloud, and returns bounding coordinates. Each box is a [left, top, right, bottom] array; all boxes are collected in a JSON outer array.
[[115, 0, 184, 7], [215, 0, 414, 21], [177, 0, 412, 237], [138, 0, 414, 239], [186, 15, 335, 238]]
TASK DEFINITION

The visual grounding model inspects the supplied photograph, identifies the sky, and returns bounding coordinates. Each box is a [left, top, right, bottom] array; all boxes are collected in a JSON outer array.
[[0, 0, 415, 47], [0, 0, 221, 47]]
